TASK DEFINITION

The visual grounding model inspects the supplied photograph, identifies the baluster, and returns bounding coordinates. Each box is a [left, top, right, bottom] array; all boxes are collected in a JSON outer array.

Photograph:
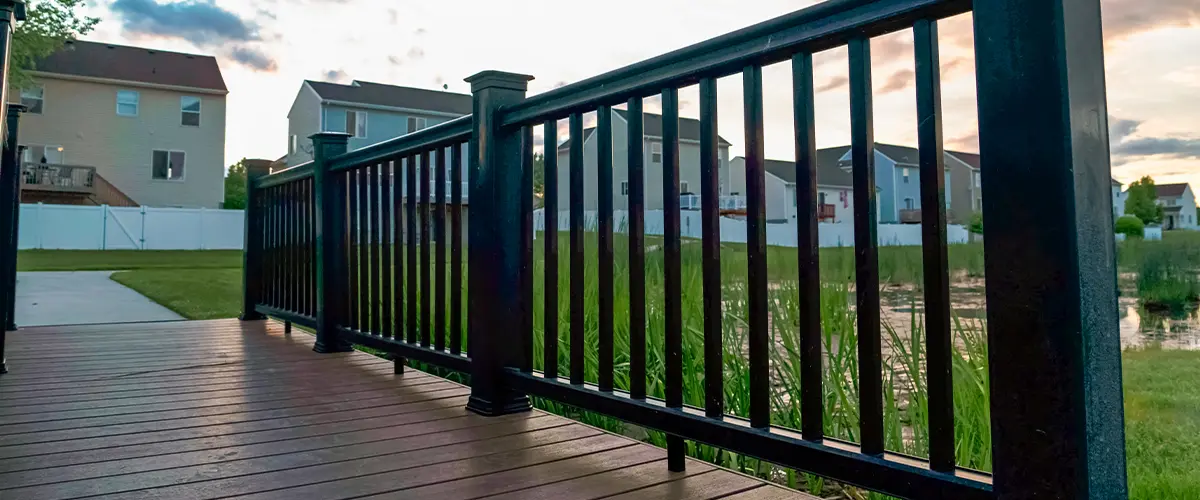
[[420, 150, 432, 347], [450, 144, 464, 355], [793, 51, 824, 441], [358, 165, 370, 332], [597, 106, 614, 391], [406, 154, 418, 344], [436, 148, 448, 351], [370, 162, 382, 336], [914, 18, 954, 472], [627, 98, 646, 400], [520, 127, 535, 372], [662, 87, 685, 472], [542, 120, 559, 378], [568, 112, 585, 385], [698, 77, 722, 417], [744, 65, 770, 430], [381, 160, 394, 338], [849, 37, 884, 456]]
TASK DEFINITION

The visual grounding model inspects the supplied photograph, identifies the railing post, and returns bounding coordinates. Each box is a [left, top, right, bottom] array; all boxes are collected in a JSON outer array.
[[464, 70, 534, 416], [239, 159, 272, 321], [1, 106, 25, 337], [973, 0, 1127, 498], [311, 132, 354, 353]]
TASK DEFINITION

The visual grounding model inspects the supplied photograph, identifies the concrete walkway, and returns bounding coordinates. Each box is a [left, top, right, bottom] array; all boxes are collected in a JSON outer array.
[[15, 271, 184, 327]]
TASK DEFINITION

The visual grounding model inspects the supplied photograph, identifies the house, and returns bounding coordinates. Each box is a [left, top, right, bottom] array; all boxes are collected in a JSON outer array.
[[1112, 178, 1126, 220], [728, 146, 861, 224], [834, 144, 980, 224], [286, 80, 471, 167], [553, 108, 732, 212], [11, 40, 228, 208], [1155, 183, 1198, 230]]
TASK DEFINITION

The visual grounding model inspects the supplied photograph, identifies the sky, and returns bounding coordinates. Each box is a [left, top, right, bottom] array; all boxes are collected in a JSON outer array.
[[76, 0, 1200, 192]]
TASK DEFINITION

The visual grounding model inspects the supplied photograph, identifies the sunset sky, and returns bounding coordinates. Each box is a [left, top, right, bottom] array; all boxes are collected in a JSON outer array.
[[76, 0, 1200, 192]]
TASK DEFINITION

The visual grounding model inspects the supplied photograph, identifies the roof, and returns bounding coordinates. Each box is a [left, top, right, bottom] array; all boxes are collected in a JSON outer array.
[[33, 40, 226, 92], [844, 143, 981, 169], [558, 109, 732, 151], [951, 151, 980, 169], [306, 80, 472, 115], [735, 146, 853, 188], [1156, 183, 1190, 198]]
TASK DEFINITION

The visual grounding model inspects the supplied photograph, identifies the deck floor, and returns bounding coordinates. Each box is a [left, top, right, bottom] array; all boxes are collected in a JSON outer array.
[[0, 319, 814, 500]]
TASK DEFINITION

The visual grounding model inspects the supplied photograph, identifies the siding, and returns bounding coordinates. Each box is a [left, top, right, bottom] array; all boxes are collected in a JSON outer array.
[[285, 84, 321, 166], [948, 156, 978, 223], [16, 76, 227, 208], [728, 157, 789, 222]]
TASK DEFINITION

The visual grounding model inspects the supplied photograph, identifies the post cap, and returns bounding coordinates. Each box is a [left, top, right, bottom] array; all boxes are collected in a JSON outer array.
[[309, 131, 351, 142], [0, 1, 25, 20], [242, 159, 274, 178], [6, 103, 26, 117], [465, 71, 534, 93]]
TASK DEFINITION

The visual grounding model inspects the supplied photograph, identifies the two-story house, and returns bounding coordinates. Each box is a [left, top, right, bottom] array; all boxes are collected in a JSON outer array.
[[12, 40, 228, 208], [729, 146, 861, 224], [1112, 178, 1126, 221], [286, 80, 471, 166], [834, 144, 980, 224], [554, 108, 732, 212], [1155, 183, 1198, 230]]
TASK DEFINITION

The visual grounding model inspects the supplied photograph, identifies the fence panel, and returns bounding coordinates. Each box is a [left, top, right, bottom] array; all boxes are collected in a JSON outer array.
[[16, 204, 245, 250]]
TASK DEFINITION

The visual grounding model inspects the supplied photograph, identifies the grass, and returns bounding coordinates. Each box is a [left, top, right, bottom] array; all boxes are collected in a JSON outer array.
[[17, 250, 243, 271], [1134, 241, 1200, 312], [18, 233, 1200, 499]]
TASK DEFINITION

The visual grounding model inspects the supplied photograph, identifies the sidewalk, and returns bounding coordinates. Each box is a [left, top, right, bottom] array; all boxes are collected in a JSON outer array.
[[14, 271, 184, 327]]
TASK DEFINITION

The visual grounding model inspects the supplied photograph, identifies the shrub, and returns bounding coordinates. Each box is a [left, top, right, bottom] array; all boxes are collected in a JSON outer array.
[[967, 212, 984, 235], [1116, 215, 1146, 239], [1137, 245, 1200, 311]]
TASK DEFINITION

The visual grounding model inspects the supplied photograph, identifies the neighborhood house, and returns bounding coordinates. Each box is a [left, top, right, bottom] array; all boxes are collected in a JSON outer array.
[[11, 40, 227, 208], [1156, 183, 1198, 230]]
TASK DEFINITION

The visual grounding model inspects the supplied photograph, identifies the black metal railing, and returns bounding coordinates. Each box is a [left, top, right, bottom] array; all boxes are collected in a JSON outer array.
[[241, 0, 1126, 498]]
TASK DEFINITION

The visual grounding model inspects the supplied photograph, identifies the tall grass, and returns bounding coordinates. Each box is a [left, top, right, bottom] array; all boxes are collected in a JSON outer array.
[[1132, 235, 1200, 312]]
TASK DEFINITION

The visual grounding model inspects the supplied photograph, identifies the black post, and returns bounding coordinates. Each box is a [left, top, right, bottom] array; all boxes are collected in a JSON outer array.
[[973, 0, 1127, 498], [311, 132, 354, 353], [464, 70, 534, 416], [1, 106, 24, 336], [239, 159, 272, 321]]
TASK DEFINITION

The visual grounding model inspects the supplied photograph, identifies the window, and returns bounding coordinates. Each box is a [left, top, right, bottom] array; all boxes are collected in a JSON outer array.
[[818, 192, 827, 205], [407, 116, 427, 133], [903, 168, 910, 183], [152, 150, 185, 180], [117, 90, 139, 116], [289, 135, 298, 155], [650, 142, 662, 163], [680, 180, 690, 193], [904, 197, 915, 210], [24, 144, 64, 164], [974, 171, 981, 188], [181, 96, 201, 126], [621, 181, 629, 195], [945, 171, 952, 208], [346, 111, 367, 138], [21, 85, 43, 114]]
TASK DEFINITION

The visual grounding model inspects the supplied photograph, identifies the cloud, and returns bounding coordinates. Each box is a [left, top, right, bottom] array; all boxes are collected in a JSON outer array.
[[110, 0, 278, 72], [414, 28, 427, 35], [876, 69, 914, 94], [815, 76, 848, 93], [407, 47, 425, 60], [388, 55, 404, 66], [388, 8, 398, 24], [324, 69, 349, 82], [1102, 0, 1200, 39], [229, 46, 277, 72], [1109, 116, 1200, 164]]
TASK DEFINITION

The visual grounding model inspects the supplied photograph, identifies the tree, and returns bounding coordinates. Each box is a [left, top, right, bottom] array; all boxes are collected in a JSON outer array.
[[1115, 215, 1145, 239], [968, 212, 984, 235], [11, 1, 100, 88], [223, 160, 248, 210], [1124, 176, 1164, 225]]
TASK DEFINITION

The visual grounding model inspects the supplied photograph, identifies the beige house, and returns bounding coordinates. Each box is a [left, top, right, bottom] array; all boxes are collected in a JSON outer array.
[[11, 40, 228, 208]]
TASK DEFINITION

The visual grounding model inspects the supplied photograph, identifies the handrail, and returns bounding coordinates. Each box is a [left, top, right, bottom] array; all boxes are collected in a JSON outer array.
[[328, 115, 471, 172], [499, 0, 969, 127], [255, 160, 314, 189]]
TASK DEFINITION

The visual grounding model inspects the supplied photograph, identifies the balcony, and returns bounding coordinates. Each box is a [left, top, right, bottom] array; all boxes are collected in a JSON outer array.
[[20, 162, 138, 206]]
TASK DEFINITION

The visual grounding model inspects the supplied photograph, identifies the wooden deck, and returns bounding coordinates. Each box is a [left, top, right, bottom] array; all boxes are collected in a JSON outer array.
[[0, 319, 815, 500]]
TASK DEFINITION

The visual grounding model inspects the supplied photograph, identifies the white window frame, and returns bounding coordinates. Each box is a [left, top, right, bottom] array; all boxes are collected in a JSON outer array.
[[903, 168, 910, 183], [348, 111, 367, 138], [650, 142, 662, 164], [974, 171, 981, 188], [117, 90, 140, 117], [904, 197, 915, 210], [181, 96, 202, 126], [24, 144, 64, 164], [407, 116, 427, 133], [621, 181, 629, 195], [21, 85, 44, 115], [151, 149, 187, 181]]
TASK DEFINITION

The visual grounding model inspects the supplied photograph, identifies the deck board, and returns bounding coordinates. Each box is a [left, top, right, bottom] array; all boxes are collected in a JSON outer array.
[[0, 319, 816, 500]]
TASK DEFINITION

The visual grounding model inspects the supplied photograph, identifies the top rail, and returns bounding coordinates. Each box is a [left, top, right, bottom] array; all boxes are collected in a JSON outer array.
[[256, 160, 314, 189], [499, 0, 969, 127], [327, 115, 472, 172]]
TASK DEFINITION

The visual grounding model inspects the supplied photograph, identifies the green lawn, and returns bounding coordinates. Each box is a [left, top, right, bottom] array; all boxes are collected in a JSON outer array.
[[16, 247, 1200, 498]]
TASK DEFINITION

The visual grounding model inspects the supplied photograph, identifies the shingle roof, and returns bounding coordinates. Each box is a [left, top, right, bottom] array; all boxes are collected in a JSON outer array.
[[32, 40, 226, 92], [734, 146, 853, 188], [950, 151, 980, 170], [1156, 183, 1190, 198], [558, 109, 732, 150], [306, 80, 472, 115]]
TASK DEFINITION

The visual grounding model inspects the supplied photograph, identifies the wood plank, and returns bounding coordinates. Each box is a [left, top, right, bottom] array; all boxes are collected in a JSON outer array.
[[1, 417, 577, 499], [212, 434, 635, 500], [0, 387, 469, 448], [719, 485, 821, 499], [604, 469, 764, 499], [477, 458, 714, 500]]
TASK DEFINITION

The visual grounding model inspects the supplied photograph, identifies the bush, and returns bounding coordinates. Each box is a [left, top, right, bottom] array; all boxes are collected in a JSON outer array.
[[1116, 215, 1146, 239], [967, 212, 984, 235]]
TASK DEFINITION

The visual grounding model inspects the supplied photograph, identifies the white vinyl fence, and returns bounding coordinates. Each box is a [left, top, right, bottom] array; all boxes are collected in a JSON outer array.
[[18, 203, 245, 250], [534, 209, 971, 248]]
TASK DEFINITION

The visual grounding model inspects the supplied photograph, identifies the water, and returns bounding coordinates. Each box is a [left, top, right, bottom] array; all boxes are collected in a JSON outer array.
[[1119, 296, 1200, 349]]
